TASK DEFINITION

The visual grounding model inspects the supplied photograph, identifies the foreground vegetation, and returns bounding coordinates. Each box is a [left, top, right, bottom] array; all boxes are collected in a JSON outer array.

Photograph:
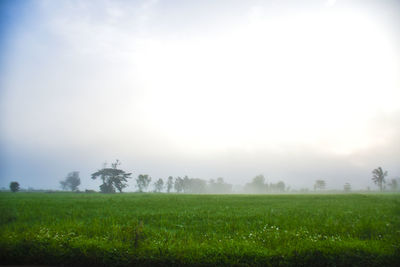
[[1, 193, 399, 266]]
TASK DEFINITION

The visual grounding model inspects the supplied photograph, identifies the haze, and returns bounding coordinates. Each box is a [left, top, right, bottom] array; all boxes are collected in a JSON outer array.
[[1, 0, 399, 191]]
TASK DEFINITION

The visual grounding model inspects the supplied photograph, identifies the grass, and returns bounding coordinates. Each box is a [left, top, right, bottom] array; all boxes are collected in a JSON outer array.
[[0, 193, 399, 266]]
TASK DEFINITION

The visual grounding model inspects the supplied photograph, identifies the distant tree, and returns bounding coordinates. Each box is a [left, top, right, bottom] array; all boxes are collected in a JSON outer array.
[[9, 182, 20, 193], [269, 181, 285, 192], [154, 178, 164, 192], [166, 176, 174, 193], [208, 177, 232, 194], [175, 177, 205, 194], [91, 160, 132, 193], [372, 167, 387, 192], [174, 177, 184, 193], [216, 177, 232, 193], [208, 179, 216, 193], [314, 180, 326, 191], [253, 175, 266, 187], [388, 179, 398, 192], [189, 178, 207, 193], [60, 171, 81, 191], [136, 174, 151, 192], [244, 175, 267, 193], [343, 182, 351, 192]]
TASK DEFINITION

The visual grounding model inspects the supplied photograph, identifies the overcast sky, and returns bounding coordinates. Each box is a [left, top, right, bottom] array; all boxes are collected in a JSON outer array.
[[0, 0, 399, 191]]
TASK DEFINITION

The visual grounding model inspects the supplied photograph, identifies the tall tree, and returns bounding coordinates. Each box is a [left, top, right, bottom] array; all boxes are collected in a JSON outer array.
[[166, 176, 174, 193], [136, 174, 151, 192], [60, 171, 81, 191], [9, 181, 20, 193], [174, 177, 184, 193], [154, 178, 164, 192], [372, 167, 387, 192], [91, 160, 132, 193]]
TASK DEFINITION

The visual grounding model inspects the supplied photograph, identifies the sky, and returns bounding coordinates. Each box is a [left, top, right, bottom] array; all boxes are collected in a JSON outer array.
[[0, 0, 399, 191]]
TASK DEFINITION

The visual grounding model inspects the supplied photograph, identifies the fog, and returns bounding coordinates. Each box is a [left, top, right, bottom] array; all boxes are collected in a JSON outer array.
[[1, 0, 399, 191]]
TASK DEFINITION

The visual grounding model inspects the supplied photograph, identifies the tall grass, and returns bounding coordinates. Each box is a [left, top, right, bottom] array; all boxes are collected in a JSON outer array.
[[1, 193, 399, 266]]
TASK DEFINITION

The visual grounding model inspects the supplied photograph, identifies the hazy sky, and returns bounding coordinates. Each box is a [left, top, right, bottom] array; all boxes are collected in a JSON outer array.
[[1, 0, 399, 191]]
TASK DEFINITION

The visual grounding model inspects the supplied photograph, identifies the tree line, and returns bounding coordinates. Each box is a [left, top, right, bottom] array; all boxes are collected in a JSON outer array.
[[7, 162, 399, 193], [90, 160, 233, 194]]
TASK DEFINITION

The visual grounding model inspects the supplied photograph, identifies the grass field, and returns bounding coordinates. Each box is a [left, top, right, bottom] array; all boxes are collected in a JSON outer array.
[[0, 193, 399, 266]]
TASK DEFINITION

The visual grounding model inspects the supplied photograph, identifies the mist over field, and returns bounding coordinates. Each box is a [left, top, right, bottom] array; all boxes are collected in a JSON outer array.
[[1, 0, 400, 191], [1, 2, 400, 266]]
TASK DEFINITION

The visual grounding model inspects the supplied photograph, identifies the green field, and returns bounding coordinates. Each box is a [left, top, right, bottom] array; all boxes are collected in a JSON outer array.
[[1, 193, 399, 266]]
